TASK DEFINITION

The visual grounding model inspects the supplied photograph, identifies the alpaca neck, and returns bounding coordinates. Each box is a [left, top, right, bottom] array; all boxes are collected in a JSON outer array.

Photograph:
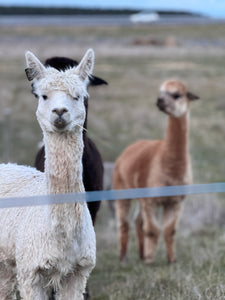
[[44, 129, 84, 195], [162, 113, 190, 174]]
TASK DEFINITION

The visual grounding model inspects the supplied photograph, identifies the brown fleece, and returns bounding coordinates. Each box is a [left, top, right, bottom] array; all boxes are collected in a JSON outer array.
[[113, 79, 199, 263]]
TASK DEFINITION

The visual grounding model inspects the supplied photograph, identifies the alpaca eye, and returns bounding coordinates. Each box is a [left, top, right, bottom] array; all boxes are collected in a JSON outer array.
[[73, 95, 80, 101], [33, 93, 38, 99], [172, 93, 181, 100], [42, 95, 48, 100]]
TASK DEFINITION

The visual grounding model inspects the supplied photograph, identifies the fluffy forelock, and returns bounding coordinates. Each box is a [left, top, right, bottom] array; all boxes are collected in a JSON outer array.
[[33, 66, 89, 98], [160, 79, 187, 95]]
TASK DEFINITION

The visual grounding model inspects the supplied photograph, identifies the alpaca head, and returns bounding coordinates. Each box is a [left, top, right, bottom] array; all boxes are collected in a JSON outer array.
[[156, 79, 199, 118], [25, 49, 95, 133]]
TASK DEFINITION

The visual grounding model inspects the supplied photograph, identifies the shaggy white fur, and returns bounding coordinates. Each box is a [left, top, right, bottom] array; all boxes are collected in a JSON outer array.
[[0, 49, 96, 300]]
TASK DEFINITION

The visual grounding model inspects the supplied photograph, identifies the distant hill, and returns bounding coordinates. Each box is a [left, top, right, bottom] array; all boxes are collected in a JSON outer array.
[[0, 6, 136, 15], [0, 6, 204, 17], [155, 10, 204, 17]]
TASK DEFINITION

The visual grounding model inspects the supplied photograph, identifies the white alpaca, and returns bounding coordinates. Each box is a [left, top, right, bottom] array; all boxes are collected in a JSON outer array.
[[0, 49, 96, 300]]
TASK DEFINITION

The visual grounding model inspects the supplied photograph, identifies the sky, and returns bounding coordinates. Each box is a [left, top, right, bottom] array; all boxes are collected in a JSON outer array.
[[1, 0, 225, 18]]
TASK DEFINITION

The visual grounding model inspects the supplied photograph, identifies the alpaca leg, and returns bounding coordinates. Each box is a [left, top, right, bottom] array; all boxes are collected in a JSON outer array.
[[18, 271, 48, 300], [55, 270, 89, 300], [163, 201, 182, 263], [19, 284, 48, 300], [135, 210, 144, 260], [0, 261, 17, 300], [141, 200, 160, 264], [115, 199, 131, 261]]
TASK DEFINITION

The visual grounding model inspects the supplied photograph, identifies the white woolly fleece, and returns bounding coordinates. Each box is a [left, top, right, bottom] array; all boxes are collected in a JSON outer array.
[[0, 49, 96, 299], [0, 163, 96, 297]]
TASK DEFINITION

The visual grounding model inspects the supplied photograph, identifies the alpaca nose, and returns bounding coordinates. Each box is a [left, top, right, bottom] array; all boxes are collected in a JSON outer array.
[[156, 98, 166, 110], [157, 98, 164, 105], [52, 108, 68, 117]]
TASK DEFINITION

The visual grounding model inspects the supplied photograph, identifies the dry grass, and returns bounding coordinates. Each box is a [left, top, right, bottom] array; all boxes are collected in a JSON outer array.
[[1, 24, 225, 180], [1, 21, 225, 299], [90, 199, 225, 300]]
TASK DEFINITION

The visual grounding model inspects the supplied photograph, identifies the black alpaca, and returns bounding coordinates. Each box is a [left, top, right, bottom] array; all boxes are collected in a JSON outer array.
[[34, 56, 107, 225]]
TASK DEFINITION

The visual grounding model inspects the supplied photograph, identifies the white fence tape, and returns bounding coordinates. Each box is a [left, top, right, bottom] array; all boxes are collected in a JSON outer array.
[[0, 182, 224, 209]]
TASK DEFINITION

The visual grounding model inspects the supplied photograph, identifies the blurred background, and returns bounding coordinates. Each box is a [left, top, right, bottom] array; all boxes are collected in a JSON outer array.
[[0, 1, 225, 299]]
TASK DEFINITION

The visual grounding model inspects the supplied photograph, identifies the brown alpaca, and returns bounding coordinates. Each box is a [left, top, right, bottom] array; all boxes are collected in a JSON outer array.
[[113, 79, 199, 264]]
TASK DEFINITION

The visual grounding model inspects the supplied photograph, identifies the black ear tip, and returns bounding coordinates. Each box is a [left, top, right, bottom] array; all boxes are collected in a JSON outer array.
[[187, 91, 200, 101], [101, 79, 108, 85], [193, 95, 200, 100], [89, 75, 108, 86]]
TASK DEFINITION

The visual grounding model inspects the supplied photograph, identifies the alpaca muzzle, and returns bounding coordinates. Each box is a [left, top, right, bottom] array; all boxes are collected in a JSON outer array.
[[54, 117, 67, 129], [52, 108, 69, 130], [156, 98, 166, 111]]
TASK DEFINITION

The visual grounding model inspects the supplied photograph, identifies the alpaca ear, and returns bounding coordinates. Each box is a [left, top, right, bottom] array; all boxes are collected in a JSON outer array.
[[25, 51, 46, 81], [187, 91, 200, 101], [89, 75, 108, 86], [76, 49, 95, 81]]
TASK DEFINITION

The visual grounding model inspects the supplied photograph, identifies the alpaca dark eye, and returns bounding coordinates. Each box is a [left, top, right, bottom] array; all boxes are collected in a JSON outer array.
[[172, 93, 181, 100], [42, 95, 48, 100], [33, 93, 38, 99], [73, 95, 80, 101]]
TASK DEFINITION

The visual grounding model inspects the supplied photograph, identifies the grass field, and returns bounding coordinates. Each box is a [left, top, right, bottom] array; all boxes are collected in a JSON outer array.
[[0, 21, 225, 299], [91, 208, 225, 300]]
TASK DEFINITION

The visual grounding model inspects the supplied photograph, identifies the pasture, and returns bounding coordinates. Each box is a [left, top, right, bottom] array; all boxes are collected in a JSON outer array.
[[0, 21, 225, 299]]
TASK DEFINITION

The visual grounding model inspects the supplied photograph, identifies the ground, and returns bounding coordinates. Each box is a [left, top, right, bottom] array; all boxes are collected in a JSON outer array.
[[0, 21, 225, 299]]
